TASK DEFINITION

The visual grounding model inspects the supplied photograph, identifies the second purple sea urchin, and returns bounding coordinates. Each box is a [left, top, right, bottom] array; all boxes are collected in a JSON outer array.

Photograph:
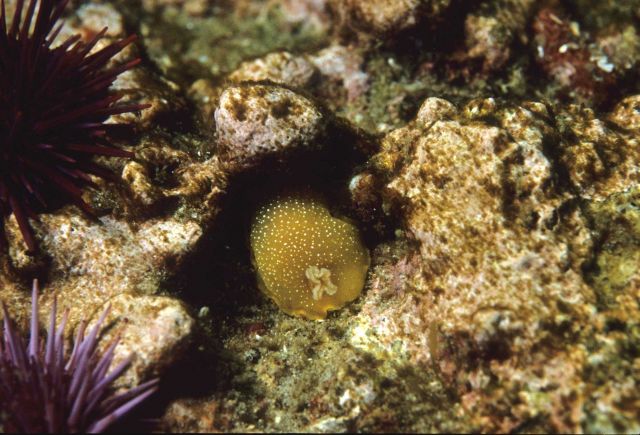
[[0, 280, 158, 432], [0, 0, 147, 253]]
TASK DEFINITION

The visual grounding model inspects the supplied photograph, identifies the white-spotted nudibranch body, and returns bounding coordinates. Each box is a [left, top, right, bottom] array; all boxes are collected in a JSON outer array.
[[250, 194, 370, 320]]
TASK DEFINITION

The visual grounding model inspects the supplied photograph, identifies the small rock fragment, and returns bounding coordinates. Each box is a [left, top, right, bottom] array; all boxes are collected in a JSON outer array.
[[609, 94, 640, 132], [308, 45, 369, 103], [214, 84, 326, 173], [464, 0, 537, 72], [555, 102, 640, 200], [329, 0, 452, 38], [122, 161, 165, 207], [229, 51, 317, 88], [93, 294, 195, 388], [6, 210, 202, 327]]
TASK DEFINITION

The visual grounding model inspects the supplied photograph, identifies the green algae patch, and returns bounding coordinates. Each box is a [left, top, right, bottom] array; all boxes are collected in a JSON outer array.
[[140, 4, 328, 85], [584, 187, 640, 308]]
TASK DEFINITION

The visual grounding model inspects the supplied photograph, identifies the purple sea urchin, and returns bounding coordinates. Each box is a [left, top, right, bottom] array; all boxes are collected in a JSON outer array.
[[0, 280, 158, 432], [0, 0, 147, 252]]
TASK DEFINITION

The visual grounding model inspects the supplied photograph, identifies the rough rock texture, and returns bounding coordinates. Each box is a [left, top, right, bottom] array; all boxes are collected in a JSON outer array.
[[329, 0, 452, 38], [1, 173, 209, 390], [351, 95, 640, 432], [228, 51, 317, 88], [160, 305, 470, 433], [555, 101, 640, 200], [96, 294, 195, 388], [0, 0, 224, 392], [152, 93, 640, 433], [215, 84, 327, 173], [308, 45, 369, 103], [531, 6, 640, 105], [2, 0, 640, 433], [465, 0, 537, 72]]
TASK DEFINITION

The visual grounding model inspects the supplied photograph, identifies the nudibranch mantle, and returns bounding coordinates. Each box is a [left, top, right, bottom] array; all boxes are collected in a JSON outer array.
[[250, 194, 370, 320]]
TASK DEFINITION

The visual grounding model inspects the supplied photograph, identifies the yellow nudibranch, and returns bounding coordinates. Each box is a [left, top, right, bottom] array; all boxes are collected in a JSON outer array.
[[250, 193, 370, 320]]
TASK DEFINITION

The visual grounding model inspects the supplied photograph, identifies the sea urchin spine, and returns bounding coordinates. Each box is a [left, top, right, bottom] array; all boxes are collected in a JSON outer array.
[[0, 0, 148, 252], [0, 280, 158, 432]]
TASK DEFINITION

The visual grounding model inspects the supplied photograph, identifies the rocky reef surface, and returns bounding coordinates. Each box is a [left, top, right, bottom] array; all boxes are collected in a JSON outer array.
[[1, 0, 640, 432]]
